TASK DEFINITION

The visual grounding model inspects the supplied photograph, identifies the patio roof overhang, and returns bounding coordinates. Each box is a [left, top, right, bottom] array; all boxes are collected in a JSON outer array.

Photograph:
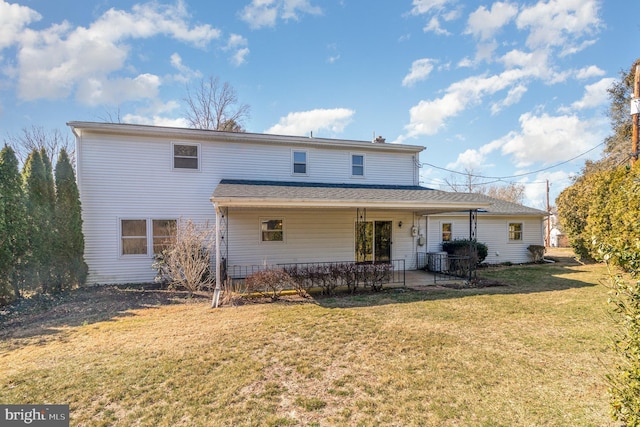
[[210, 179, 491, 214]]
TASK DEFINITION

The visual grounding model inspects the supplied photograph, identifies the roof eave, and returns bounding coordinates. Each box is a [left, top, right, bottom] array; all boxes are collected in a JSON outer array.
[[67, 121, 425, 153], [210, 197, 490, 211]]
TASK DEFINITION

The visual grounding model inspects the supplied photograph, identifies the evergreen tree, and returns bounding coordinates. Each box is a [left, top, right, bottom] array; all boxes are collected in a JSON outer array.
[[0, 146, 28, 302], [22, 149, 54, 293], [54, 148, 87, 289]]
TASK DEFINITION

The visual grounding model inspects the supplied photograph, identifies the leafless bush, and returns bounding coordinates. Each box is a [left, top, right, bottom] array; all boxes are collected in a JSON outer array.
[[219, 277, 248, 306], [152, 219, 214, 295], [245, 269, 295, 300], [283, 265, 314, 297]]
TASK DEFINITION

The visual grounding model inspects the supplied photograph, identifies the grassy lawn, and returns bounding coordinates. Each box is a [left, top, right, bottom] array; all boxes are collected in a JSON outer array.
[[0, 248, 617, 426]]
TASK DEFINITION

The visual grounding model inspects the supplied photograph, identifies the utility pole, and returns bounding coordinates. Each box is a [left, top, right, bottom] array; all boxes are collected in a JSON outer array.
[[632, 64, 640, 167], [546, 179, 551, 248]]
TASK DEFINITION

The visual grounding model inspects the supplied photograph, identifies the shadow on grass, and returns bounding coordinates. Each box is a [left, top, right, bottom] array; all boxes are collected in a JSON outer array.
[[1, 253, 607, 342], [315, 254, 607, 309], [0, 284, 209, 347]]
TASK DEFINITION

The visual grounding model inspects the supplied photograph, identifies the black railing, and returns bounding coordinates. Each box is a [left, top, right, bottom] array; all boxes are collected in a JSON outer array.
[[417, 252, 475, 283], [226, 259, 405, 288]]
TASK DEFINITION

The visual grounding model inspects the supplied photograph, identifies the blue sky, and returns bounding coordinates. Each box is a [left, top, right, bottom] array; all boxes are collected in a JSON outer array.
[[0, 0, 636, 208]]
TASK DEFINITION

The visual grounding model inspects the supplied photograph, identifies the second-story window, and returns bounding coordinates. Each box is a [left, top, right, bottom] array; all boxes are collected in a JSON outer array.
[[352, 154, 364, 177], [173, 143, 199, 170], [293, 151, 307, 175]]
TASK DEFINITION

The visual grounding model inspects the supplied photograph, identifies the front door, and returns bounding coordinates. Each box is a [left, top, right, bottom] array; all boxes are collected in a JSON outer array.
[[356, 220, 392, 262]]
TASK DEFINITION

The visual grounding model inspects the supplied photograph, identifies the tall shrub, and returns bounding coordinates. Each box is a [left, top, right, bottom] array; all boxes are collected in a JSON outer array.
[[22, 149, 55, 293], [597, 165, 640, 424], [0, 146, 28, 302], [53, 148, 87, 290]]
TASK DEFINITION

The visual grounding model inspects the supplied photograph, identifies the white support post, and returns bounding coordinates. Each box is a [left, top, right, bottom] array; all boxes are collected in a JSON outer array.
[[211, 202, 222, 308]]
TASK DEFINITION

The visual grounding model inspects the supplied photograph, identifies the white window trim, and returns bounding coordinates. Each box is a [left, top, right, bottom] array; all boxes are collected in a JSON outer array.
[[119, 217, 178, 257], [259, 217, 285, 244], [350, 153, 365, 178], [119, 218, 149, 258], [441, 221, 453, 243], [291, 150, 308, 176], [507, 222, 524, 242], [172, 142, 201, 171]]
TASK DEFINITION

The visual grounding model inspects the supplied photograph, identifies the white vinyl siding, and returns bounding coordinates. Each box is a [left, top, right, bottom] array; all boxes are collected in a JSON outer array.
[[227, 209, 417, 269], [426, 215, 544, 265], [74, 128, 422, 284]]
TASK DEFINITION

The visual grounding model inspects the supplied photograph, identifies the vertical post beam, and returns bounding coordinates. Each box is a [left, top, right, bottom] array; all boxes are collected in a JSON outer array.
[[211, 203, 222, 308], [468, 209, 477, 281], [632, 64, 640, 167]]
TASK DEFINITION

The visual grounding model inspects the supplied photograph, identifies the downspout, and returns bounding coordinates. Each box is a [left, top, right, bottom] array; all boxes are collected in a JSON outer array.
[[211, 202, 222, 308]]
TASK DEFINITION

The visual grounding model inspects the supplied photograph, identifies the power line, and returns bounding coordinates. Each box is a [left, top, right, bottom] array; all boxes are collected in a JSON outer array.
[[423, 142, 605, 180]]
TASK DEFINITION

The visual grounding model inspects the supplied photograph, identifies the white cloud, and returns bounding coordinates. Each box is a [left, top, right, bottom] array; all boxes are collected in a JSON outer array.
[[568, 77, 615, 111], [169, 53, 202, 83], [409, 0, 453, 16], [123, 113, 190, 128], [491, 84, 527, 114], [266, 108, 354, 136], [465, 2, 518, 41], [225, 34, 250, 66], [11, 1, 220, 103], [402, 71, 526, 138], [240, 0, 322, 29], [446, 138, 503, 171], [499, 112, 602, 167], [424, 16, 451, 35], [576, 65, 605, 79], [402, 58, 436, 87], [76, 73, 161, 106], [0, 0, 41, 50], [516, 0, 601, 53]]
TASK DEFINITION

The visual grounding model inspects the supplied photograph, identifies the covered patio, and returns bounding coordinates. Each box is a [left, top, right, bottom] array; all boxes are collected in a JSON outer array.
[[209, 179, 490, 306]]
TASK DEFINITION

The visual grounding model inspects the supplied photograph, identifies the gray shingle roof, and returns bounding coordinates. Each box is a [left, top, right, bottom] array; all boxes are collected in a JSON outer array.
[[211, 180, 547, 216], [211, 179, 493, 213]]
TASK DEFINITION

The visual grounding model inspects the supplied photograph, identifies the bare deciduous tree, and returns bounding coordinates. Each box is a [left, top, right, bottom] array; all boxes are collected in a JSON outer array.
[[484, 183, 525, 204], [184, 76, 250, 131], [443, 167, 485, 193], [6, 126, 75, 167]]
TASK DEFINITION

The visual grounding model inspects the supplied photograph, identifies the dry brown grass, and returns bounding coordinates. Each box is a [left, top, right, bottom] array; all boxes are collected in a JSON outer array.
[[0, 251, 616, 426]]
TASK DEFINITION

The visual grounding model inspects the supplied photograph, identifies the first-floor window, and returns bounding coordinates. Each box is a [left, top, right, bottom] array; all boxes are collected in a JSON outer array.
[[442, 223, 452, 242], [261, 219, 284, 242], [121, 218, 177, 255], [121, 219, 148, 255], [509, 223, 523, 241], [153, 219, 177, 253]]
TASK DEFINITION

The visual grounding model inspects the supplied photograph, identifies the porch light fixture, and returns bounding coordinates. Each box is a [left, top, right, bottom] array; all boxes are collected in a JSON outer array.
[[398, 221, 403, 228]]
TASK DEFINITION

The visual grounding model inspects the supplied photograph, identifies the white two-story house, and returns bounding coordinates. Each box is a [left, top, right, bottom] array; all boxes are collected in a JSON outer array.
[[68, 122, 546, 286]]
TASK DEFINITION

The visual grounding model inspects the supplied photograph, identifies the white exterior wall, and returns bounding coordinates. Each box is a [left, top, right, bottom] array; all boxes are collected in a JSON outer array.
[[76, 130, 421, 284], [226, 209, 418, 268], [425, 214, 544, 264]]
